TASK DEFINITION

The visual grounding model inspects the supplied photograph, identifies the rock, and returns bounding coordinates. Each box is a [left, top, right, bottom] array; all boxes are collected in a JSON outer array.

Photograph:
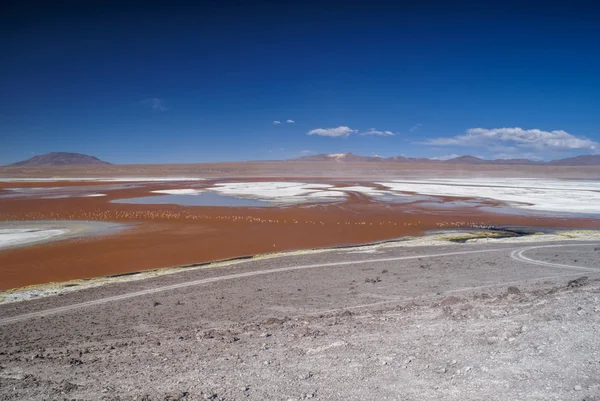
[[440, 296, 463, 306], [574, 385, 583, 391], [567, 277, 589, 288], [507, 286, 521, 295], [486, 336, 499, 344]]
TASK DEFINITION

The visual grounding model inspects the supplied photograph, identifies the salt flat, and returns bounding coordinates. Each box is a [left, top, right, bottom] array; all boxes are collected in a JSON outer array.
[[377, 178, 600, 215], [0, 221, 127, 250], [0, 228, 69, 249], [210, 182, 346, 204]]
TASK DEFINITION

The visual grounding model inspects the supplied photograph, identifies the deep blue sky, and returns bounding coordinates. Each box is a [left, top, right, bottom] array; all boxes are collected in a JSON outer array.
[[1, 1, 599, 164]]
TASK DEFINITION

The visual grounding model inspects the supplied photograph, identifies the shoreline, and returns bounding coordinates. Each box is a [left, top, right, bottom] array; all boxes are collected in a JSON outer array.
[[2, 228, 600, 304]]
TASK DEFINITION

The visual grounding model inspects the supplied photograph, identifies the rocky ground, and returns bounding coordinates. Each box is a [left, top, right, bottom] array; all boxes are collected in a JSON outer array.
[[1, 241, 599, 400]]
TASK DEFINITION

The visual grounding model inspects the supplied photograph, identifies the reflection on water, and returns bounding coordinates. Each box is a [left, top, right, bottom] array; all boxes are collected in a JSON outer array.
[[0, 183, 141, 199], [376, 194, 438, 203], [112, 192, 272, 207]]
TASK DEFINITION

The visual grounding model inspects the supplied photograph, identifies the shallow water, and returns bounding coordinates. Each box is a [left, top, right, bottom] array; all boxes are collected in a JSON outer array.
[[0, 183, 140, 199], [112, 192, 273, 207]]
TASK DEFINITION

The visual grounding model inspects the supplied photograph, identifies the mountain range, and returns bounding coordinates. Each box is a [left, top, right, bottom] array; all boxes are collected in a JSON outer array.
[[4, 152, 600, 167], [5, 152, 111, 167], [293, 153, 600, 166]]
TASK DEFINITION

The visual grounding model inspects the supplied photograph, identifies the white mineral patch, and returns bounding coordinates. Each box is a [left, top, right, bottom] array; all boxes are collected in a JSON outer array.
[[306, 190, 347, 198], [377, 179, 600, 214], [83, 193, 107, 197], [151, 189, 205, 195], [0, 177, 205, 182], [209, 182, 346, 204], [0, 228, 69, 249], [337, 185, 393, 196]]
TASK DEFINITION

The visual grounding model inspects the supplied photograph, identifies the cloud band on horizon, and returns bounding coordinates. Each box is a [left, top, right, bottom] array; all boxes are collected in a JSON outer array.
[[423, 127, 598, 152]]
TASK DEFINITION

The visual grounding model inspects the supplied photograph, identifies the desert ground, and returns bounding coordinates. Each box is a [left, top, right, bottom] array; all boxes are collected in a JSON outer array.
[[0, 162, 599, 400], [1, 238, 599, 400]]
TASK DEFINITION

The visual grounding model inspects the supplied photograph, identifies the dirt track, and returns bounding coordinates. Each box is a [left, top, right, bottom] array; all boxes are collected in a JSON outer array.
[[1, 240, 599, 400]]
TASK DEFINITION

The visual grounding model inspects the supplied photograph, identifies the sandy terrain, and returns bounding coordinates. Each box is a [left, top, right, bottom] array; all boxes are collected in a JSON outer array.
[[1, 238, 599, 400]]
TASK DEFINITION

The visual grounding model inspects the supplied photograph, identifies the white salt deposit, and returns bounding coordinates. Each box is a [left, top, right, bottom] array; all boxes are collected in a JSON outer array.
[[209, 182, 346, 204], [0, 228, 69, 249], [337, 185, 393, 196], [151, 189, 205, 195], [0, 177, 205, 182], [83, 193, 107, 197], [377, 179, 600, 214]]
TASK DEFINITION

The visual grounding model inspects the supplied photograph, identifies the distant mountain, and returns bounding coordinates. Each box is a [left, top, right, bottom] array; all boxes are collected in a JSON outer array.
[[292, 153, 600, 166], [547, 154, 600, 166], [442, 156, 542, 165], [486, 158, 541, 165], [442, 155, 487, 164], [297, 153, 384, 162], [5, 152, 111, 167]]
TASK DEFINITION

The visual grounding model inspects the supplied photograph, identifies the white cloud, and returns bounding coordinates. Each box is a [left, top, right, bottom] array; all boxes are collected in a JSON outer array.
[[273, 120, 281, 125], [300, 150, 313, 155], [141, 98, 166, 111], [409, 124, 422, 132], [429, 154, 460, 161], [307, 126, 357, 137], [424, 127, 598, 152], [360, 128, 396, 136], [286, 119, 295, 124]]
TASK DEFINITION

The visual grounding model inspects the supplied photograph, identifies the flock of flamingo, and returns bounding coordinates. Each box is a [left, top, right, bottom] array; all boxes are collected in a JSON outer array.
[[0, 208, 496, 231]]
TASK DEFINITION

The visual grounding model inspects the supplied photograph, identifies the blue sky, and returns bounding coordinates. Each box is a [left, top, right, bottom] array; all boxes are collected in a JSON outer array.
[[1, 1, 599, 164]]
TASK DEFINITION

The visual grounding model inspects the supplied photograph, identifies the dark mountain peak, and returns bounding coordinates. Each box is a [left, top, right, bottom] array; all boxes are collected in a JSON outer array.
[[443, 155, 485, 164], [6, 152, 111, 167]]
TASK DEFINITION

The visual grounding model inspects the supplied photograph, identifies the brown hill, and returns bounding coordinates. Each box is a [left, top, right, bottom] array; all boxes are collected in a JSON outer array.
[[6, 152, 111, 167], [292, 153, 599, 166], [547, 155, 600, 166]]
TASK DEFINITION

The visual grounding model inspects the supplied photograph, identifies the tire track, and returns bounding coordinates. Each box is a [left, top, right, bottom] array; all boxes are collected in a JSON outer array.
[[0, 248, 505, 326], [2, 242, 598, 326], [510, 243, 600, 272]]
